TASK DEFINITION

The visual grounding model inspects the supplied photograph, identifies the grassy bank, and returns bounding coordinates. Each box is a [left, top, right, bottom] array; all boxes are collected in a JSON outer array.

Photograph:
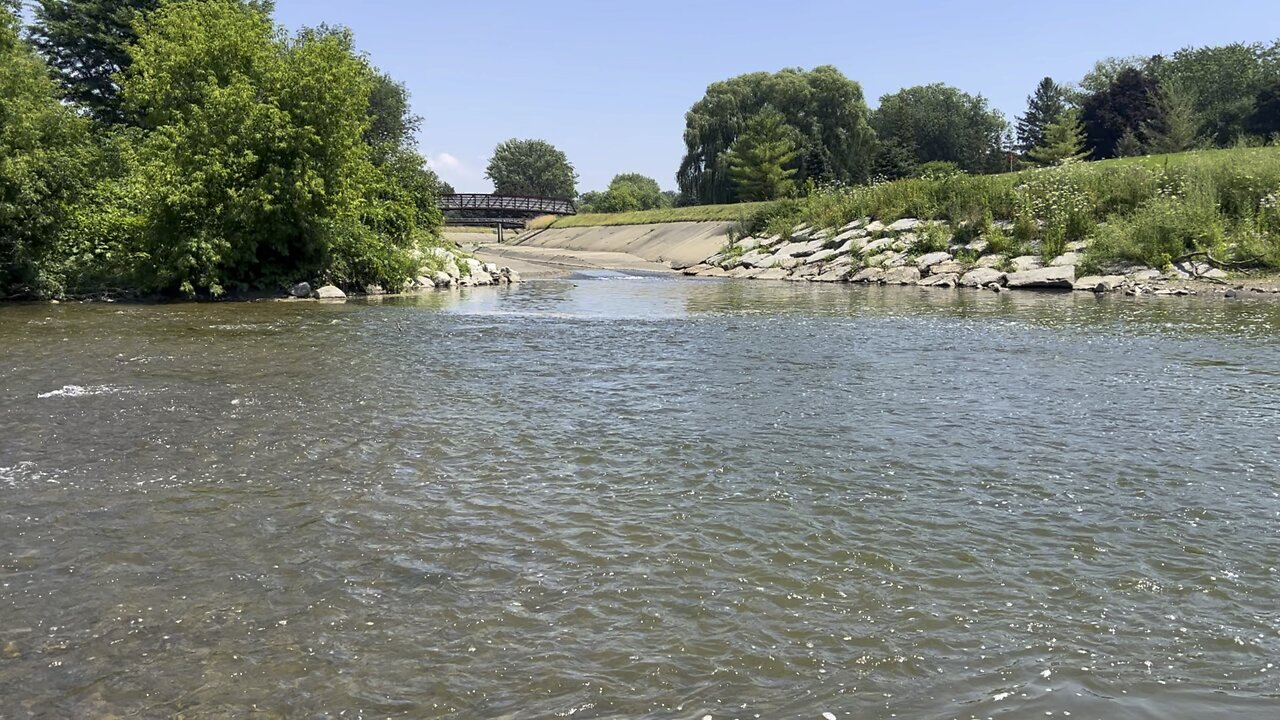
[[529, 201, 779, 230], [754, 147, 1280, 272]]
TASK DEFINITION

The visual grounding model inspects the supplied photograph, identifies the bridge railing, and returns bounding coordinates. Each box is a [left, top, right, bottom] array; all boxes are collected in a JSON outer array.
[[440, 194, 576, 216]]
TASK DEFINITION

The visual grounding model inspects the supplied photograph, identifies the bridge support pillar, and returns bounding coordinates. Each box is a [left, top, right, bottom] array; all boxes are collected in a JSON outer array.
[[497, 224, 504, 244]]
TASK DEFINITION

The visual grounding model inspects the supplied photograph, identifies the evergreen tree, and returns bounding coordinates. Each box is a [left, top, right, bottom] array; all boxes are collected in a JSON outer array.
[[726, 108, 799, 201], [1143, 80, 1199, 154], [1016, 77, 1068, 153], [1027, 110, 1090, 164]]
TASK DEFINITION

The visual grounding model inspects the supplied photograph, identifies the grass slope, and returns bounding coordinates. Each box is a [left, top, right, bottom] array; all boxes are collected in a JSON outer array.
[[529, 201, 778, 230]]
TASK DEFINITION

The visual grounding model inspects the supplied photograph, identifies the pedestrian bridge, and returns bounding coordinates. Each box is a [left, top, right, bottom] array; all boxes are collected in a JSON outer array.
[[440, 194, 576, 227]]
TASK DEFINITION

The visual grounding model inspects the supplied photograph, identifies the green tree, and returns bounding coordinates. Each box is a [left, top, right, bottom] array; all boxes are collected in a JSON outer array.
[[1016, 77, 1069, 153], [1027, 110, 1090, 165], [1, 4, 93, 296], [1248, 77, 1280, 138], [677, 66, 875, 204], [871, 84, 1008, 176], [726, 107, 798, 201], [1153, 41, 1280, 145], [586, 173, 669, 213], [485, 138, 577, 199], [121, 0, 420, 295], [1080, 67, 1163, 159], [1143, 79, 1199, 154]]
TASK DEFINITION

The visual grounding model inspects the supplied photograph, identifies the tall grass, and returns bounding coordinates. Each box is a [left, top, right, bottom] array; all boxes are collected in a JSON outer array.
[[772, 147, 1280, 270]]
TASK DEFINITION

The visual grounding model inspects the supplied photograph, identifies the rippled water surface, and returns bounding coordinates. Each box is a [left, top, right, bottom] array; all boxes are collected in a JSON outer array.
[[3, 277, 1280, 719]]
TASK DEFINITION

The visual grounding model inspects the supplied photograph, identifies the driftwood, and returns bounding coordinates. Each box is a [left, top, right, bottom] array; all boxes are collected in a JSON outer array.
[[1172, 251, 1260, 271]]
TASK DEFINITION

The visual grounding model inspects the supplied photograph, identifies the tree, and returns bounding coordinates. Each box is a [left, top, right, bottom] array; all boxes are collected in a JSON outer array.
[[726, 107, 798, 201], [120, 0, 422, 295], [1248, 77, 1280, 138], [582, 173, 670, 213], [485, 138, 577, 199], [871, 84, 1008, 176], [1027, 110, 1090, 164], [1143, 79, 1199, 154], [1017, 77, 1069, 153], [1, 4, 93, 295], [1080, 56, 1148, 95], [1153, 41, 1280, 145], [677, 66, 875, 204], [1080, 67, 1163, 159]]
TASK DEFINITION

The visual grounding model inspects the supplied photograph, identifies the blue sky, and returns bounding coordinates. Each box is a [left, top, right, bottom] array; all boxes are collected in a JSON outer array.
[[271, 0, 1280, 194]]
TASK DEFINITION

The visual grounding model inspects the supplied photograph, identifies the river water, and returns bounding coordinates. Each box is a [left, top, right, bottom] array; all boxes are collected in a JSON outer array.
[[2, 276, 1279, 719]]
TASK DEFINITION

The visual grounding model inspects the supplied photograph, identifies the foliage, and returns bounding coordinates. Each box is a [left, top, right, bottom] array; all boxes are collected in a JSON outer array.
[[579, 173, 670, 213], [0, 6, 94, 296], [1141, 79, 1199, 154], [1080, 67, 1163, 159], [1017, 77, 1069, 152], [870, 83, 1009, 177], [1028, 110, 1090, 165], [726, 106, 799, 201], [1152, 41, 1280, 146], [677, 65, 875, 204], [485, 138, 577, 199], [768, 147, 1280, 271]]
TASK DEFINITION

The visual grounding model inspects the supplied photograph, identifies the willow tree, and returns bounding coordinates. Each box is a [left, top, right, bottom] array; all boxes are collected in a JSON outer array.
[[677, 66, 875, 205]]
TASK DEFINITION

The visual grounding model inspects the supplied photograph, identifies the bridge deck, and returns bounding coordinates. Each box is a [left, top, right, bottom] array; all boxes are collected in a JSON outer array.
[[440, 194, 576, 216]]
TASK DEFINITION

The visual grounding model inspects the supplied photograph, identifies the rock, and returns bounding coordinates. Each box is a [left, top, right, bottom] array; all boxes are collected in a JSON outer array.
[[1049, 252, 1080, 267], [865, 220, 886, 234], [776, 257, 802, 270], [314, 285, 346, 299], [364, 284, 385, 295], [851, 267, 885, 283], [1128, 268, 1162, 282], [734, 237, 763, 252], [960, 267, 1006, 287], [916, 251, 953, 273], [1011, 255, 1043, 272], [698, 267, 729, 278], [482, 262, 500, 275], [883, 266, 921, 285], [738, 250, 774, 268], [683, 264, 712, 276], [289, 282, 311, 298], [887, 218, 923, 232], [755, 268, 789, 281], [1006, 266, 1076, 289], [758, 234, 784, 248], [976, 254, 1007, 269], [414, 276, 435, 289], [965, 239, 990, 253], [882, 252, 910, 268], [728, 266, 763, 279], [891, 238, 912, 252], [805, 249, 841, 265], [1065, 239, 1092, 252], [832, 227, 869, 244], [432, 271, 455, 288], [931, 260, 968, 276], [792, 264, 822, 278], [790, 240, 827, 257], [1073, 275, 1125, 292], [1225, 289, 1239, 298], [839, 218, 868, 232], [832, 239, 857, 255], [918, 272, 960, 288], [988, 283, 1004, 292], [814, 267, 852, 282], [790, 223, 812, 236], [861, 238, 895, 255]]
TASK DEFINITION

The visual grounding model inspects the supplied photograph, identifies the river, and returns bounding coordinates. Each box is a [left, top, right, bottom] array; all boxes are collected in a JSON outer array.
[[2, 276, 1279, 719]]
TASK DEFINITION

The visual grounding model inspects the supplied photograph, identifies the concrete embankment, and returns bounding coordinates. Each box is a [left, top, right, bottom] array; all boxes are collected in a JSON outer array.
[[505, 221, 736, 268]]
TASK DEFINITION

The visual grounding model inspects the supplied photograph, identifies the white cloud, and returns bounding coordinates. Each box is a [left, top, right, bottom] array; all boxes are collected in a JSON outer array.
[[426, 151, 491, 193]]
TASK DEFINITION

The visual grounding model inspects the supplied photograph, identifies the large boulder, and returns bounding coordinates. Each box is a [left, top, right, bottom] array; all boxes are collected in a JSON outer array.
[[851, 267, 885, 283], [432, 271, 456, 288], [500, 267, 522, 283], [1049, 252, 1080, 267], [887, 218, 923, 232], [314, 285, 346, 299], [682, 264, 712, 276], [289, 282, 311, 298], [976, 254, 1007, 269], [1006, 266, 1076, 289], [1011, 255, 1043, 272], [728, 266, 763, 279], [804, 249, 841, 265], [814, 267, 852, 282], [864, 220, 886, 233], [916, 251, 952, 273], [414, 276, 435, 289], [918, 273, 960, 288], [755, 268, 789, 281], [960, 268, 1006, 288], [883, 266, 921, 285]]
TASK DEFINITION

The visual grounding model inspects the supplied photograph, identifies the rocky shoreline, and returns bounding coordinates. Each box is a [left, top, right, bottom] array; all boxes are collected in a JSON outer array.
[[677, 219, 1280, 297], [286, 250, 523, 301]]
